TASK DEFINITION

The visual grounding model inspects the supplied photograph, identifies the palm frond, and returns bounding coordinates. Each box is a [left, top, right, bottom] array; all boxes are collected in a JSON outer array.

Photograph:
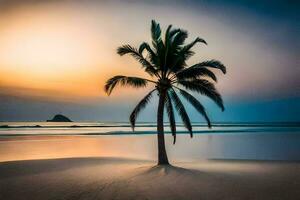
[[138, 42, 155, 56], [171, 29, 188, 49], [138, 42, 148, 54], [167, 33, 198, 75], [172, 37, 207, 66], [176, 67, 217, 82], [151, 20, 164, 52], [169, 28, 181, 39], [178, 89, 211, 128], [162, 25, 173, 76], [151, 20, 165, 71], [178, 79, 224, 111], [104, 76, 148, 95], [165, 93, 176, 144], [151, 20, 162, 45], [168, 51, 193, 74], [182, 37, 207, 51], [138, 42, 160, 69], [117, 44, 158, 76], [168, 89, 193, 137], [130, 89, 156, 130], [164, 25, 173, 45], [163, 27, 188, 76], [191, 60, 226, 74]]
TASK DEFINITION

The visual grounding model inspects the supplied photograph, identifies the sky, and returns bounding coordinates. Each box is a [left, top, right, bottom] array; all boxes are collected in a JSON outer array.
[[0, 0, 299, 122]]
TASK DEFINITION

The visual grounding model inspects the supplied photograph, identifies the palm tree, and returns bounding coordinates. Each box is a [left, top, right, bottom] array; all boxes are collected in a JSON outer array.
[[105, 20, 226, 165]]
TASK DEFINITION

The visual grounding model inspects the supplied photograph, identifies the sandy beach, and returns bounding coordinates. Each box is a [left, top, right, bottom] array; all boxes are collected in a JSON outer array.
[[0, 157, 299, 200], [1, 134, 299, 200]]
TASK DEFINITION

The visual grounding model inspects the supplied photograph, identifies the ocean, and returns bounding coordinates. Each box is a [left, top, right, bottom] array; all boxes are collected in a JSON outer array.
[[0, 122, 299, 136], [0, 122, 299, 161]]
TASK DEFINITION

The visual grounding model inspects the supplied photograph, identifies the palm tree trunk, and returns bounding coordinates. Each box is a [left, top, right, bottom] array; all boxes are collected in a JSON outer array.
[[157, 90, 169, 165]]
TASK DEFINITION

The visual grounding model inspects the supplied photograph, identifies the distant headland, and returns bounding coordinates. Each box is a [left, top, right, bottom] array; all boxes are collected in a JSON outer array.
[[47, 114, 72, 122]]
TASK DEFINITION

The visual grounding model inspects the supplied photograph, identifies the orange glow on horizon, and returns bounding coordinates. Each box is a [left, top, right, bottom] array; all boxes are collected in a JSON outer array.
[[0, 1, 284, 101], [0, 4, 148, 99]]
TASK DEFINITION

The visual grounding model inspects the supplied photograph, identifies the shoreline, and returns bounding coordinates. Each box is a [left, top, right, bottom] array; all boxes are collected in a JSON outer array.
[[0, 129, 299, 137]]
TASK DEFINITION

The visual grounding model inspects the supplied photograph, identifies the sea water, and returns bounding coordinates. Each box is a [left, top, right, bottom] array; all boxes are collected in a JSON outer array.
[[0, 122, 299, 161], [0, 122, 299, 136]]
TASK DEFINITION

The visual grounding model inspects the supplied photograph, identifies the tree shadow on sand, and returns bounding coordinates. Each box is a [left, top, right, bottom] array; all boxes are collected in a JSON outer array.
[[116, 164, 232, 200], [138, 164, 199, 175], [131, 164, 217, 181]]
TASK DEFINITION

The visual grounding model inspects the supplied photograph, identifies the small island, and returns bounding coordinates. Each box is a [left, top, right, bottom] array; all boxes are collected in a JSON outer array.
[[47, 114, 72, 122]]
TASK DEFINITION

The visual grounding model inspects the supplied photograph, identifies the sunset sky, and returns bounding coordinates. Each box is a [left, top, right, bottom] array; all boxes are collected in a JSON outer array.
[[0, 0, 299, 122]]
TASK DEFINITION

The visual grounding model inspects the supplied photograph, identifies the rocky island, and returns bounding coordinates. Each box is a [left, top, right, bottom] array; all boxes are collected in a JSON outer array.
[[47, 114, 72, 122]]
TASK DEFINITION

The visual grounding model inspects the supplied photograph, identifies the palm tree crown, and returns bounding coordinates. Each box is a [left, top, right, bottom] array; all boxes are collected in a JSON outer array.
[[105, 20, 226, 145]]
